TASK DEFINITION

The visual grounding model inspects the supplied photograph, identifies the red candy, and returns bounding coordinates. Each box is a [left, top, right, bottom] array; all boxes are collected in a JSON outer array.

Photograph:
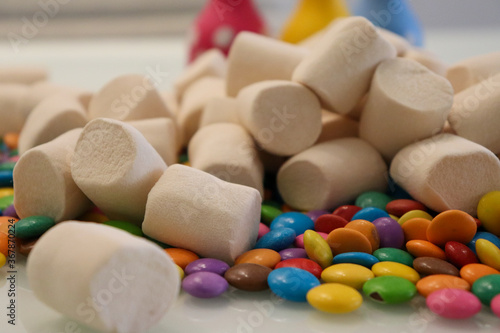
[[275, 258, 323, 279], [386, 199, 427, 217], [314, 214, 348, 234], [445, 241, 478, 268], [332, 205, 362, 221]]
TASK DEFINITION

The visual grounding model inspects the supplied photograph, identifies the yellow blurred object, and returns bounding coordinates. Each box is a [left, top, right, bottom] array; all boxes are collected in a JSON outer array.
[[281, 0, 350, 44]]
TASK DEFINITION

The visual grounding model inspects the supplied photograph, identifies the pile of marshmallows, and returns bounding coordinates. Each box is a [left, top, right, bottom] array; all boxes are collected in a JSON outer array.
[[2, 16, 500, 333]]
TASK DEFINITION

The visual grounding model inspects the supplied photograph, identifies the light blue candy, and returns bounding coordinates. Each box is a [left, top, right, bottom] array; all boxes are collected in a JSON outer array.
[[351, 207, 390, 222], [468, 231, 500, 255], [270, 212, 314, 235], [267, 267, 320, 302], [254, 227, 296, 252], [332, 252, 380, 268]]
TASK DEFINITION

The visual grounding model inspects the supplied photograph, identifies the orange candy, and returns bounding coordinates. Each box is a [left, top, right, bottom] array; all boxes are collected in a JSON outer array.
[[327, 228, 372, 255], [0, 233, 8, 257], [344, 219, 380, 251], [164, 248, 200, 269], [460, 263, 500, 285], [0, 216, 19, 235], [401, 217, 431, 241], [426, 210, 477, 246], [416, 274, 470, 297], [3, 132, 19, 150], [406, 240, 446, 260], [235, 248, 282, 269]]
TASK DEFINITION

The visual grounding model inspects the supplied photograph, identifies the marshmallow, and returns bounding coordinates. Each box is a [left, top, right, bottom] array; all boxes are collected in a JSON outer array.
[[277, 138, 387, 211], [71, 118, 167, 225], [189, 123, 264, 195], [0, 84, 30, 135], [226, 32, 308, 97], [403, 48, 448, 76], [27, 221, 179, 333], [446, 52, 500, 93], [173, 49, 226, 101], [14, 129, 91, 221], [359, 58, 454, 161], [390, 134, 500, 215], [161, 90, 180, 116], [178, 77, 225, 146], [377, 28, 411, 56], [127, 118, 178, 165], [448, 73, 500, 154], [199, 97, 240, 128], [316, 110, 359, 144], [0, 66, 47, 85], [18, 94, 88, 155], [142, 164, 261, 264], [292, 17, 396, 114], [88, 74, 175, 121], [236, 80, 322, 156]]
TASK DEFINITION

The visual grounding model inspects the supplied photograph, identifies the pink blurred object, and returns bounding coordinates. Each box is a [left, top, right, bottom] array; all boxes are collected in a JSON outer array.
[[188, 0, 266, 62]]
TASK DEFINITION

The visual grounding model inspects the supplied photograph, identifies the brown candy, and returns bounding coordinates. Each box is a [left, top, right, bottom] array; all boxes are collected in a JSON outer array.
[[224, 263, 272, 291], [412, 257, 460, 277], [18, 237, 38, 256]]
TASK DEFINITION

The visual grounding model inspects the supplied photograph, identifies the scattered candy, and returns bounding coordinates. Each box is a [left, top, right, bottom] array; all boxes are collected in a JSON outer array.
[[235, 248, 282, 269], [412, 257, 460, 277], [321, 263, 374, 289], [275, 258, 322, 279], [445, 241, 478, 268], [303, 229, 333, 269], [416, 275, 470, 297], [371, 261, 420, 284], [352, 207, 390, 222], [406, 239, 447, 260], [164, 248, 200, 270], [363, 276, 417, 304], [254, 227, 296, 252], [355, 191, 392, 210], [224, 263, 272, 291], [327, 228, 373, 255], [270, 212, 314, 235], [103, 220, 143, 237], [307, 283, 362, 314], [460, 263, 500, 285], [426, 289, 482, 319], [477, 191, 500, 236], [182, 271, 228, 298], [471, 274, 500, 305], [372, 217, 404, 249], [314, 214, 348, 234], [14, 215, 55, 239], [373, 248, 414, 267], [267, 267, 320, 302], [475, 239, 500, 270], [426, 210, 477, 246], [401, 217, 431, 241], [331, 252, 380, 268], [185, 258, 230, 276], [386, 199, 426, 217], [279, 248, 308, 261]]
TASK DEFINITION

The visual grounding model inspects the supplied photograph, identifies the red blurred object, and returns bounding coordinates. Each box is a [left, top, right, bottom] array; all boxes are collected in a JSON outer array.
[[188, 0, 266, 62]]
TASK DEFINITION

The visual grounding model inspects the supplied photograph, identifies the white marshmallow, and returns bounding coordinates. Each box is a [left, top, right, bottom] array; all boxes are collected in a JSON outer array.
[[390, 134, 500, 215], [377, 28, 411, 56], [316, 110, 359, 144], [0, 84, 30, 135], [71, 118, 167, 225], [142, 164, 261, 264], [199, 97, 240, 128], [446, 52, 500, 93], [403, 48, 448, 76], [0, 66, 47, 85], [27, 221, 179, 333]]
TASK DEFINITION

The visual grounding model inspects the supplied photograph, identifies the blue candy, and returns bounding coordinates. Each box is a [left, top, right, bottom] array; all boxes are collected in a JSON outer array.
[[268, 267, 320, 302], [270, 212, 314, 235], [351, 207, 390, 222], [468, 231, 500, 255], [255, 227, 296, 252], [332, 252, 380, 268], [0, 170, 13, 187]]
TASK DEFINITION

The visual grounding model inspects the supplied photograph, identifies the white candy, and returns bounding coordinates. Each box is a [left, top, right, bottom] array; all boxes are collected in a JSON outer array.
[[277, 138, 387, 211], [189, 123, 264, 195], [27, 221, 179, 333], [14, 129, 91, 221], [390, 134, 500, 215], [71, 118, 167, 224], [142, 164, 261, 264]]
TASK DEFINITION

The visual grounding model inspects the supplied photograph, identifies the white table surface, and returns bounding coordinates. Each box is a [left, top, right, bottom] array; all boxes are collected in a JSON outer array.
[[1, 28, 500, 333]]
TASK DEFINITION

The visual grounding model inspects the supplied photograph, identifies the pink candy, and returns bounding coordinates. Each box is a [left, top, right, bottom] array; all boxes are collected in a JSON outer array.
[[492, 294, 500, 318], [294, 232, 328, 248], [426, 289, 482, 319]]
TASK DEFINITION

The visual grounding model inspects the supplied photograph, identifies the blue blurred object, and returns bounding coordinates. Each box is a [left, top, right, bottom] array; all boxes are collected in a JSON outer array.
[[354, 0, 424, 46]]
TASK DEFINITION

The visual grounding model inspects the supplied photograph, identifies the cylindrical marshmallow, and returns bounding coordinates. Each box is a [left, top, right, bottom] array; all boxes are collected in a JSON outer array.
[[226, 32, 308, 97], [403, 48, 448, 77], [127, 118, 178, 165], [316, 110, 359, 144], [0, 66, 48, 85], [446, 52, 500, 93], [277, 138, 387, 211], [199, 97, 240, 128], [88, 74, 175, 121], [390, 134, 500, 215], [27, 221, 180, 333], [377, 28, 411, 57], [236, 80, 322, 156], [71, 118, 167, 224], [14, 129, 91, 221], [359, 58, 454, 161], [142, 164, 261, 264], [18, 94, 88, 155], [0, 84, 30, 135], [448, 73, 500, 154], [292, 17, 396, 114], [189, 123, 264, 195]]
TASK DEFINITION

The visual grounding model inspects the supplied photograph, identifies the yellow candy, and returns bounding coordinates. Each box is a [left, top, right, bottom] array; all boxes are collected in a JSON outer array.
[[321, 263, 374, 289], [372, 261, 420, 284], [0, 188, 14, 199], [303, 230, 333, 269], [389, 214, 400, 222], [307, 283, 362, 314], [176, 264, 185, 280], [398, 210, 433, 226], [476, 239, 500, 271], [477, 191, 500, 236], [0, 252, 6, 268], [77, 211, 109, 223]]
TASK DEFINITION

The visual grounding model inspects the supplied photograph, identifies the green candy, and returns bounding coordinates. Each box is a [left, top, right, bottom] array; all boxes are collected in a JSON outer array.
[[104, 220, 143, 237], [178, 153, 189, 164], [0, 162, 16, 171], [0, 194, 14, 210], [363, 276, 417, 304], [472, 274, 500, 305], [373, 248, 414, 267], [355, 191, 392, 210], [15, 215, 55, 239], [261, 205, 282, 225], [9, 149, 18, 157], [262, 200, 282, 210]]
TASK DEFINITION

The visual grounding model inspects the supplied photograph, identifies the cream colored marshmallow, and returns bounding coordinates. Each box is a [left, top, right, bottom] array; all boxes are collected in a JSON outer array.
[[0, 66, 47, 85], [446, 52, 500, 93], [199, 97, 240, 128], [316, 110, 359, 144], [403, 48, 448, 76]]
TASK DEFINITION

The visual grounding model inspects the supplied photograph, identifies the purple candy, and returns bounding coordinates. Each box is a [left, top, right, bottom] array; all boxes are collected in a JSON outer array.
[[185, 258, 230, 276], [3, 205, 17, 218], [306, 210, 330, 222], [279, 248, 308, 261], [373, 217, 405, 249], [182, 271, 228, 298]]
